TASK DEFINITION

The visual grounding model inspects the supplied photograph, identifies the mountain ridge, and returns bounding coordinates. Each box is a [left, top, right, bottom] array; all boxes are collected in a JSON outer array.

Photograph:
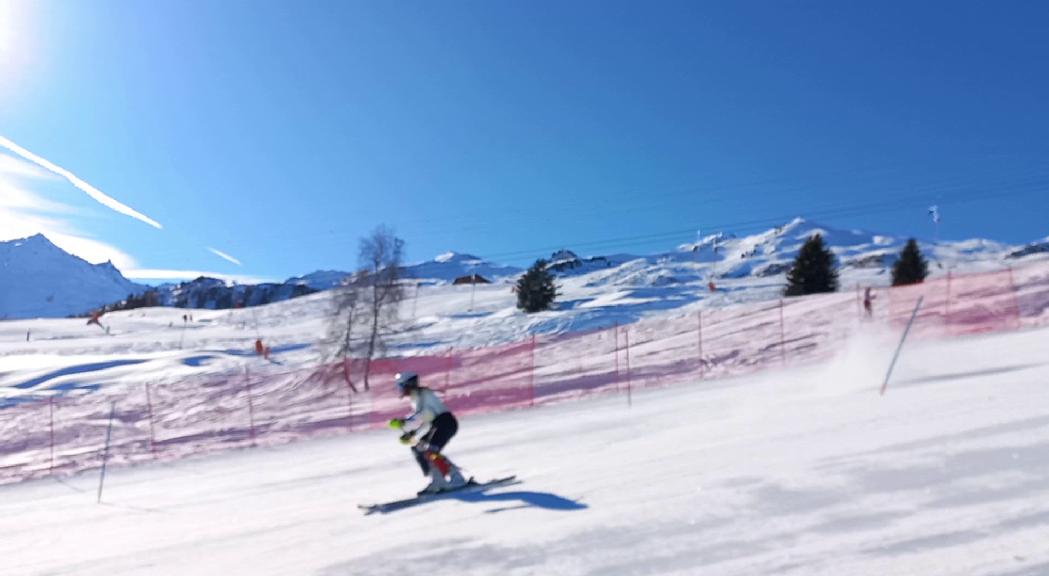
[[0, 234, 147, 319], [3, 219, 1047, 319]]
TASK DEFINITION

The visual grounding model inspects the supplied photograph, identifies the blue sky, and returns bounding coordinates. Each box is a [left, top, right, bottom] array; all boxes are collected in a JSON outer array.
[[1, 0, 1047, 283]]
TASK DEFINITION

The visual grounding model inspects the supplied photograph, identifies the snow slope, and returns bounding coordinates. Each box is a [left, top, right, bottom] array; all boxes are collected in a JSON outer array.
[[2, 323, 1048, 575], [1, 226, 1048, 574], [2, 240, 1047, 402]]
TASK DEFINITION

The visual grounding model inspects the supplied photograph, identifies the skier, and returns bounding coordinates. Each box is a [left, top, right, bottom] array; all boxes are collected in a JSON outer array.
[[388, 371, 468, 494]]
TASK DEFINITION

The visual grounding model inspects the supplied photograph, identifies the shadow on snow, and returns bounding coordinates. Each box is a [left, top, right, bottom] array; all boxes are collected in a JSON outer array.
[[451, 487, 588, 514]]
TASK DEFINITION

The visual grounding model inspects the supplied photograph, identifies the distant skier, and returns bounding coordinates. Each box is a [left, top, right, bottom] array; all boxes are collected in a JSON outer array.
[[863, 287, 875, 318], [87, 311, 106, 332], [388, 372, 467, 494]]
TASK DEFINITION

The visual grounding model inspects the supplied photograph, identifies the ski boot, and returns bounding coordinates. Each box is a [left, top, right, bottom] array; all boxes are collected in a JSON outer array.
[[421, 450, 467, 492], [433, 451, 468, 489], [419, 467, 448, 495], [446, 467, 468, 489]]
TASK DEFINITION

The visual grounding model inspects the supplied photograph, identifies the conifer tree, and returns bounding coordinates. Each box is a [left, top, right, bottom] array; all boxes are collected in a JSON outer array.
[[784, 234, 839, 296], [516, 259, 558, 313], [891, 238, 929, 286]]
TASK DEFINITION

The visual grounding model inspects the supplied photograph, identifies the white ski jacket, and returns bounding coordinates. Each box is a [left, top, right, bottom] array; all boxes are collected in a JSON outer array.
[[403, 387, 450, 432]]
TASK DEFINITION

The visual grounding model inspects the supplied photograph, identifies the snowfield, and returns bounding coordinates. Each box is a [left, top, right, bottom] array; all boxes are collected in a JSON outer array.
[[2, 320, 1049, 575], [2, 232, 1048, 575]]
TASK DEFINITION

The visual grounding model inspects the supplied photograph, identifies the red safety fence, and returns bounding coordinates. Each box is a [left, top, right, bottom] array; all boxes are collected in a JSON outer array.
[[878, 266, 1040, 337], [3, 260, 1049, 485]]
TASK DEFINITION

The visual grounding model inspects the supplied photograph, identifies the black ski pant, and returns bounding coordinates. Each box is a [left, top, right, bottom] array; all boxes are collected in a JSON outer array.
[[412, 412, 458, 475]]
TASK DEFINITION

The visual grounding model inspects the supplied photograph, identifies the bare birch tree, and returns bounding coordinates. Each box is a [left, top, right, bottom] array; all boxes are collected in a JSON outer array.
[[325, 271, 367, 393], [358, 225, 405, 390]]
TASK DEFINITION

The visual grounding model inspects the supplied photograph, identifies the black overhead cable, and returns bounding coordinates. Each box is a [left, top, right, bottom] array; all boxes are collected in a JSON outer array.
[[475, 178, 1049, 261]]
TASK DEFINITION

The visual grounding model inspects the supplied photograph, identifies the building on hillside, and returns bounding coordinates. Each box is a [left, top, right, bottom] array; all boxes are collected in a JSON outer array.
[[452, 274, 491, 285]]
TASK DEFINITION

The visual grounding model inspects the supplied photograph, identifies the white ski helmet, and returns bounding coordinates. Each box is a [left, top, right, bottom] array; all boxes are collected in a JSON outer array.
[[394, 371, 419, 396]]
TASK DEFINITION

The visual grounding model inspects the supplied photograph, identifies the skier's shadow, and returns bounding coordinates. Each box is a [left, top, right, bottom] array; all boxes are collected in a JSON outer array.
[[451, 485, 588, 514]]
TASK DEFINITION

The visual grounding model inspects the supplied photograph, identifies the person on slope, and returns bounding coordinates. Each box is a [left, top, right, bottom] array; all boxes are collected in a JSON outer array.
[[388, 372, 468, 494]]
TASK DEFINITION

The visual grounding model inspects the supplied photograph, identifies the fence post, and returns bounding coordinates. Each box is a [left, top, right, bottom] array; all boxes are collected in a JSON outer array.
[[576, 335, 584, 379], [945, 271, 952, 328], [779, 299, 786, 366], [697, 311, 704, 379], [525, 334, 535, 408], [881, 296, 924, 395], [624, 328, 632, 408], [613, 322, 620, 392], [1007, 266, 1022, 330], [342, 357, 358, 394], [244, 368, 257, 447], [145, 383, 157, 459], [444, 348, 452, 394], [343, 362, 354, 432], [49, 397, 56, 474], [97, 401, 117, 504]]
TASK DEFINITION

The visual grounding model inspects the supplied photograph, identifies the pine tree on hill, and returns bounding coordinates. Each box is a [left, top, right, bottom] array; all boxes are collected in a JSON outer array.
[[784, 234, 839, 296], [892, 238, 929, 286], [516, 259, 558, 313]]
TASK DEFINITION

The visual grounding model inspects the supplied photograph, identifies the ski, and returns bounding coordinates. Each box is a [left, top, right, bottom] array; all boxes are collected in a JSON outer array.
[[358, 476, 518, 515]]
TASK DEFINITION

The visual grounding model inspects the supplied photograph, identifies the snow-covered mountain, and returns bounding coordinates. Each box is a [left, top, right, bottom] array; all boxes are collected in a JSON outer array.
[[0, 240, 525, 319], [3, 220, 1046, 321], [0, 234, 147, 319], [285, 253, 522, 290], [1006, 237, 1049, 260], [146, 249, 525, 311], [401, 251, 523, 283], [148, 277, 318, 310], [285, 270, 352, 291], [556, 217, 1024, 289]]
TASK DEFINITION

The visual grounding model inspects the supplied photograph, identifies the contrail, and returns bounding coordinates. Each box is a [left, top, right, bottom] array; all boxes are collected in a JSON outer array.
[[0, 135, 163, 229], [208, 247, 242, 266]]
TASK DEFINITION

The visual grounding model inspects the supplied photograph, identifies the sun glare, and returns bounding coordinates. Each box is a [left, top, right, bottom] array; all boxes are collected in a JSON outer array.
[[0, 1, 30, 86]]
